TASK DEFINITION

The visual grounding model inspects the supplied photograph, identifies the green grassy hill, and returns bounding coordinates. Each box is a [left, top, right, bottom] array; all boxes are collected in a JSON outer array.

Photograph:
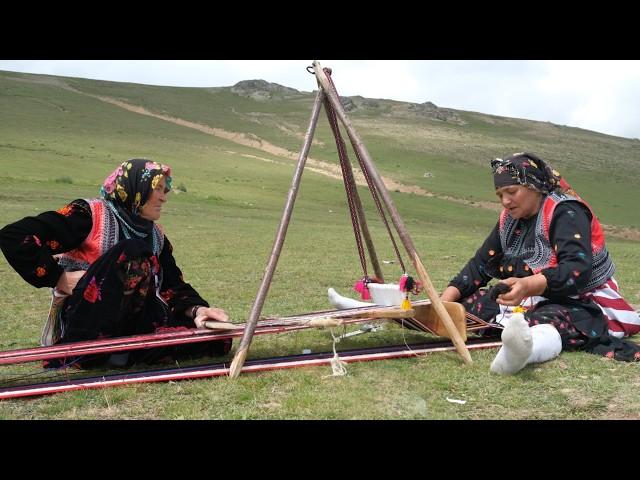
[[0, 69, 638, 419], [3, 69, 639, 226]]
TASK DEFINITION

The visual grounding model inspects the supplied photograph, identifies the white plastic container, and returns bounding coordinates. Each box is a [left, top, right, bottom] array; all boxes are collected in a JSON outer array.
[[368, 283, 404, 306]]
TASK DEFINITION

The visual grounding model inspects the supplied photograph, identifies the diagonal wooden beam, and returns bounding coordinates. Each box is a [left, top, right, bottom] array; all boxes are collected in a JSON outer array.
[[228, 89, 326, 378]]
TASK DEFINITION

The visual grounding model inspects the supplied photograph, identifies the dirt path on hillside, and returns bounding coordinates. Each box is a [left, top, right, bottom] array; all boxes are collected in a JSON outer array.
[[59, 83, 639, 241], [68, 88, 502, 205]]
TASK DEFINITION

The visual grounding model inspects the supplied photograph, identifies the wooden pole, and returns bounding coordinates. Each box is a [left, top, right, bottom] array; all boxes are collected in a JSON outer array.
[[313, 61, 472, 364], [322, 96, 384, 281], [228, 89, 325, 378]]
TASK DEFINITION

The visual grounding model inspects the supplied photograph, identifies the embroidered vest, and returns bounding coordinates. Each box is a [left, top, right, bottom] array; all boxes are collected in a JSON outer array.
[[498, 192, 615, 292], [56, 199, 165, 272]]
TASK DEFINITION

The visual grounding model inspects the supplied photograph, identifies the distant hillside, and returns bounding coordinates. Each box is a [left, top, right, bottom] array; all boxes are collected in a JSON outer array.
[[1, 69, 639, 231]]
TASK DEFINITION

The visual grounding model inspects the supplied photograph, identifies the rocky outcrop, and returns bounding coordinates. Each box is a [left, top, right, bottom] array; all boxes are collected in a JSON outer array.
[[340, 97, 357, 111], [231, 80, 300, 100], [338, 95, 381, 112], [406, 101, 467, 125]]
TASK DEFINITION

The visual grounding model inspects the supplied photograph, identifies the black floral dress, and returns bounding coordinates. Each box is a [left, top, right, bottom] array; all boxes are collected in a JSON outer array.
[[0, 199, 231, 365], [449, 202, 640, 362]]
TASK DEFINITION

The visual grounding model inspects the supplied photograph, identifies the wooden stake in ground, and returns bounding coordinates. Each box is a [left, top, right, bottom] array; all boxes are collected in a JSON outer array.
[[312, 61, 472, 364], [228, 89, 325, 378]]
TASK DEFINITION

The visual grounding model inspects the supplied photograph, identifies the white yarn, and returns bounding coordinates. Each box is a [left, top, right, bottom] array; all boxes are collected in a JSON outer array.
[[323, 328, 347, 377]]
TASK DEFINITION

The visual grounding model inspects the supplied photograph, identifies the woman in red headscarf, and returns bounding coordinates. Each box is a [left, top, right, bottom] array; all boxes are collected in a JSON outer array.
[[0, 159, 231, 367], [441, 152, 640, 374]]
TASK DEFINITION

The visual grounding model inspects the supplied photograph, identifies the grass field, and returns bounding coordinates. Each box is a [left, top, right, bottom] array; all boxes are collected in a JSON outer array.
[[0, 69, 638, 419]]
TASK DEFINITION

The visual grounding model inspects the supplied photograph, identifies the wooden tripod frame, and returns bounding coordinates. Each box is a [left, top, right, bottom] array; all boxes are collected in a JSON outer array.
[[229, 61, 472, 377]]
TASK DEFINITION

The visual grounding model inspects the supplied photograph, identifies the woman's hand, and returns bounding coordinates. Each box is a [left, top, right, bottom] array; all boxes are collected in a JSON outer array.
[[495, 274, 547, 306], [440, 285, 462, 303], [193, 306, 230, 329], [55, 270, 87, 295]]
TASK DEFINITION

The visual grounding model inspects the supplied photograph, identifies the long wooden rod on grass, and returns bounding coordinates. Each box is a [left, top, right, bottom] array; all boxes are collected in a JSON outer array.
[[228, 89, 325, 378], [0, 304, 418, 366], [312, 61, 472, 364], [0, 338, 499, 400]]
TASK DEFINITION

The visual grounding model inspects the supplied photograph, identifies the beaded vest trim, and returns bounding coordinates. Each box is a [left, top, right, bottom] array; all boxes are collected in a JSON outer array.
[[57, 199, 164, 272], [498, 192, 615, 292]]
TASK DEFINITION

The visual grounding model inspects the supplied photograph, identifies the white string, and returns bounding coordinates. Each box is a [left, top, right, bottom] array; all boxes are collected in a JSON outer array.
[[323, 328, 347, 377], [400, 318, 421, 358]]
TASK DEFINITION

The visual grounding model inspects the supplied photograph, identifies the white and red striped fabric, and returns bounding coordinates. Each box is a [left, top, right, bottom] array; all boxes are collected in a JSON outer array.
[[583, 278, 640, 338], [495, 277, 640, 338]]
